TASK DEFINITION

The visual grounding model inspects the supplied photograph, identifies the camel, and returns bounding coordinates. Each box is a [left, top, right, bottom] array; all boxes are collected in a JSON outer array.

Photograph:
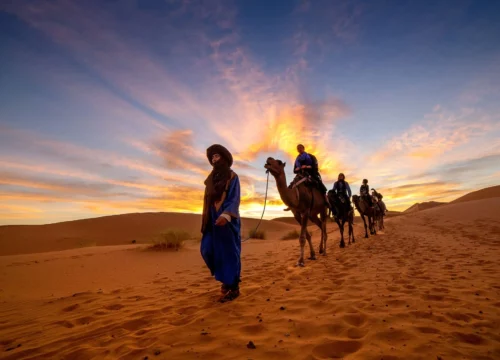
[[373, 197, 385, 230], [264, 158, 330, 267], [352, 195, 377, 238], [328, 190, 355, 246]]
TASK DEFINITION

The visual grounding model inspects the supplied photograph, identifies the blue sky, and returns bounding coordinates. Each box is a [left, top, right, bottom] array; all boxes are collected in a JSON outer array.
[[1, 0, 500, 224]]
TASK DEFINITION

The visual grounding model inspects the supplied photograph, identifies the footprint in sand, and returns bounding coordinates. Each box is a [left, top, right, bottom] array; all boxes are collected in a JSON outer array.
[[341, 313, 368, 327], [415, 326, 441, 334], [161, 306, 173, 313], [121, 318, 151, 331], [347, 327, 368, 339], [312, 340, 363, 359], [446, 312, 471, 322], [176, 306, 200, 315], [421, 294, 445, 301], [452, 332, 487, 345], [75, 316, 95, 325], [375, 328, 413, 344], [53, 320, 75, 328], [172, 287, 188, 293], [62, 304, 80, 312]]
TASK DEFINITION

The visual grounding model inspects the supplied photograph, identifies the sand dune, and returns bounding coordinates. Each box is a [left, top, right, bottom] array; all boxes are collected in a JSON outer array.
[[271, 216, 299, 225], [0, 212, 298, 256], [403, 184, 500, 214], [403, 201, 445, 213], [1, 196, 499, 359], [451, 185, 500, 204]]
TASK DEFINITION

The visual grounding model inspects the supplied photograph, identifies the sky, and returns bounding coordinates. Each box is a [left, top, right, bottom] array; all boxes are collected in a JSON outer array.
[[1, 0, 500, 225]]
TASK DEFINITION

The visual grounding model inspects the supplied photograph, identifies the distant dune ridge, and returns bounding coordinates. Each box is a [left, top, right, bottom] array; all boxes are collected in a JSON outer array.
[[2, 186, 499, 256], [0, 212, 298, 256], [0, 186, 499, 359], [403, 184, 500, 213], [450, 185, 500, 204], [403, 201, 446, 213]]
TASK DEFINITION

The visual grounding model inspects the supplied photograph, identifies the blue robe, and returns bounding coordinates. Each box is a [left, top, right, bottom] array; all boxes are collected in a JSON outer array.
[[294, 152, 313, 174], [200, 174, 241, 286]]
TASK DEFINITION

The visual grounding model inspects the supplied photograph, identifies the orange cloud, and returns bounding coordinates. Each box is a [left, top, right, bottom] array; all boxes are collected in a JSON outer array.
[[372, 107, 497, 164], [376, 181, 468, 211], [236, 100, 351, 178]]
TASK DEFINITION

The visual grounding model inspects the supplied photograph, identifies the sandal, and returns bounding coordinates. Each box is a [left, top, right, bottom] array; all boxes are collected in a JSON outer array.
[[220, 284, 230, 295], [218, 289, 240, 303]]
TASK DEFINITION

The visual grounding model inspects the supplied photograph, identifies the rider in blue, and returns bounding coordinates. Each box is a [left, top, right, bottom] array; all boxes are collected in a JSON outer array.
[[284, 144, 330, 211], [360, 178, 373, 206], [294, 145, 314, 174], [332, 173, 352, 206]]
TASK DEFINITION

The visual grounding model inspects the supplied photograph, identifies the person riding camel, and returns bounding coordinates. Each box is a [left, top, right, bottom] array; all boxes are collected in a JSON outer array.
[[371, 188, 386, 215], [360, 179, 373, 206], [371, 188, 382, 201], [284, 144, 330, 211], [332, 173, 352, 207]]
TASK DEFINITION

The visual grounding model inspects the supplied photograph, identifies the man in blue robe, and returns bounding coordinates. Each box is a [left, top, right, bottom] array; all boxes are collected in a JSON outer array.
[[201, 144, 242, 303]]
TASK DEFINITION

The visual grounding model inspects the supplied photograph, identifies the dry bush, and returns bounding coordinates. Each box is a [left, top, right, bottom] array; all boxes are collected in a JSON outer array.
[[248, 229, 266, 239], [150, 229, 192, 251], [281, 229, 300, 240]]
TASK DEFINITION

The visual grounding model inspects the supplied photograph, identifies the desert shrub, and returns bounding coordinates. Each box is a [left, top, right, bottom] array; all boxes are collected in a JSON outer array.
[[281, 229, 300, 240], [150, 229, 192, 251], [248, 228, 266, 239]]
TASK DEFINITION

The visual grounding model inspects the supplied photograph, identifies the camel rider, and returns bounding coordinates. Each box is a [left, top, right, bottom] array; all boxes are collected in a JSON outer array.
[[293, 144, 329, 193], [371, 188, 386, 215], [333, 173, 352, 206], [360, 179, 373, 206], [284, 144, 330, 211], [371, 188, 382, 201]]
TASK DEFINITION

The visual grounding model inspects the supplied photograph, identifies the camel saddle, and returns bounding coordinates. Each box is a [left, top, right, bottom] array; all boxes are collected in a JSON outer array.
[[288, 174, 320, 191]]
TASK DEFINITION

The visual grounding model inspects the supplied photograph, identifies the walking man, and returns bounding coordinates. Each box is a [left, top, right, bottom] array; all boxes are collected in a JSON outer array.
[[201, 144, 242, 302]]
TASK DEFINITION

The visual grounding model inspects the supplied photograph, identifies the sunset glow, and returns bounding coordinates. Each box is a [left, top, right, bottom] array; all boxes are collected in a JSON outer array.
[[1, 0, 500, 225]]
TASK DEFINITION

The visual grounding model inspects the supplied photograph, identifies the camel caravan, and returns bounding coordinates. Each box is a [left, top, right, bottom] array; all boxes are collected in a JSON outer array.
[[264, 144, 387, 267]]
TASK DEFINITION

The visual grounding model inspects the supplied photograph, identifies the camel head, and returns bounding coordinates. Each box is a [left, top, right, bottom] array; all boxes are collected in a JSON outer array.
[[264, 157, 286, 178]]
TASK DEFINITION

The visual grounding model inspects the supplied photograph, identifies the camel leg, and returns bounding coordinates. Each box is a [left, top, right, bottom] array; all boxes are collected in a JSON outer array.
[[304, 214, 316, 260], [370, 215, 377, 235], [349, 221, 355, 244], [349, 212, 355, 244], [361, 214, 369, 238], [338, 218, 346, 248], [294, 211, 315, 259], [297, 213, 309, 267], [321, 217, 327, 256], [309, 214, 326, 256], [305, 230, 316, 260], [320, 210, 327, 256]]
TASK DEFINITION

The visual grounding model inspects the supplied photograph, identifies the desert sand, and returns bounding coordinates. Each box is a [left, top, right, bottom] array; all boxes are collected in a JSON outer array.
[[1, 190, 500, 359]]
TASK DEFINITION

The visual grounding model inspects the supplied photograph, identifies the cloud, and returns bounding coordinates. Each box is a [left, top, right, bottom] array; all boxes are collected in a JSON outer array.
[[410, 153, 500, 183], [0, 125, 205, 185], [235, 98, 351, 177], [376, 181, 467, 211], [127, 130, 209, 176], [371, 106, 500, 165], [289, 0, 365, 64]]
